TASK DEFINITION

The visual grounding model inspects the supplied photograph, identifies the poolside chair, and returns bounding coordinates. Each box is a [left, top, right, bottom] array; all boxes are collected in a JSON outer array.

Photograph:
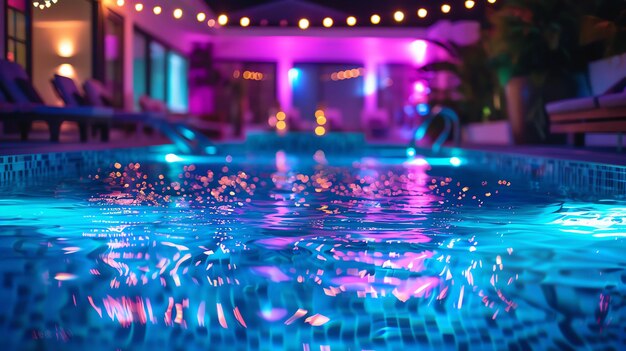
[[547, 76, 626, 146], [81, 79, 215, 154], [0, 60, 112, 142]]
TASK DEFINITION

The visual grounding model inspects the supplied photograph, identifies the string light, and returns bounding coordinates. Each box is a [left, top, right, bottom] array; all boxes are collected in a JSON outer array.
[[488, 0, 497, 3], [218, 14, 228, 26], [393, 11, 404, 22], [81, 3, 482, 30], [299, 18, 309, 30], [173, 8, 183, 19]]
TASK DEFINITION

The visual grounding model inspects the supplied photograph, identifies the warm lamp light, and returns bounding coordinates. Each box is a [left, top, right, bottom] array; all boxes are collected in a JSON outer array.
[[116, 0, 124, 6], [465, 0, 475, 9], [134, 3, 143, 12], [57, 41, 74, 58], [208, 19, 216, 27], [370, 14, 380, 25], [315, 126, 326, 136], [346, 16, 357, 26], [322, 17, 333, 28], [173, 8, 183, 19], [298, 18, 309, 30], [417, 8, 427, 18], [197, 13, 206, 22], [393, 11, 405, 22], [240, 17, 250, 27], [441, 4, 451, 13], [218, 14, 228, 26], [153, 6, 161, 15], [488, 0, 497, 3], [57, 64, 75, 78]]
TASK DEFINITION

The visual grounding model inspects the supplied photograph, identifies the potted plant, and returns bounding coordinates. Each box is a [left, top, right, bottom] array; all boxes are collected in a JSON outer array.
[[485, 0, 582, 144]]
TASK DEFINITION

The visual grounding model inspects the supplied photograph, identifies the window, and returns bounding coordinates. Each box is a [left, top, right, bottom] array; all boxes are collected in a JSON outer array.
[[133, 29, 189, 113], [149, 41, 166, 101], [212, 61, 277, 125], [167, 52, 188, 113], [6, 0, 30, 70]]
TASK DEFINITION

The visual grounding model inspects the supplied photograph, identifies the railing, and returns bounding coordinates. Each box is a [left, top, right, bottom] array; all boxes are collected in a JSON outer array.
[[411, 106, 460, 153]]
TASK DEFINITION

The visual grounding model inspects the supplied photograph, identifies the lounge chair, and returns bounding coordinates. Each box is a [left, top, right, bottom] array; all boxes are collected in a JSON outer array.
[[0, 60, 112, 142], [547, 77, 626, 146], [80, 78, 215, 154]]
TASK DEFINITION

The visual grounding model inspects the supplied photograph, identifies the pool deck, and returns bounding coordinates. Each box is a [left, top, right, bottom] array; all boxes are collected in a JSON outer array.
[[1, 132, 625, 167]]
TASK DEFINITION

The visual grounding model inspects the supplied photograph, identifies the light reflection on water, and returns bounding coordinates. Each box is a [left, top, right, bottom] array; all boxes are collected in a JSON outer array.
[[0, 151, 624, 350]]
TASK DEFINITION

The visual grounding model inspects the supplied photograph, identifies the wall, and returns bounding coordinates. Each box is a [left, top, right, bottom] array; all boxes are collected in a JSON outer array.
[[0, 0, 5, 60], [100, 0, 212, 110], [32, 0, 93, 106], [210, 20, 480, 119]]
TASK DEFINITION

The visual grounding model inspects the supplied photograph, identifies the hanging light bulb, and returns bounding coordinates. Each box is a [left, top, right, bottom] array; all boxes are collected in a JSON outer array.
[[33, 0, 61, 9]]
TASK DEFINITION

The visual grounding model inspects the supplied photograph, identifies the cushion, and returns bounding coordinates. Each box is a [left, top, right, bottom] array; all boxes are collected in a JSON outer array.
[[545, 97, 597, 114], [83, 79, 113, 107], [603, 76, 626, 95], [15, 78, 44, 104], [0, 59, 33, 103], [597, 91, 626, 109], [52, 75, 84, 107]]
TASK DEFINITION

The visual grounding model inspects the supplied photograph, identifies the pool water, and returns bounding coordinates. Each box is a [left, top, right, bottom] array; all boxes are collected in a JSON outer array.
[[0, 148, 624, 350]]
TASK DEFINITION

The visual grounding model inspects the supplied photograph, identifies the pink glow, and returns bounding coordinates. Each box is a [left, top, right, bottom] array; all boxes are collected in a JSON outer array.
[[410, 40, 428, 65], [414, 81, 427, 94]]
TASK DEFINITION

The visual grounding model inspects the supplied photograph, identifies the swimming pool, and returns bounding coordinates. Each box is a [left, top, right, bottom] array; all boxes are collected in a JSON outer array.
[[0, 135, 624, 350]]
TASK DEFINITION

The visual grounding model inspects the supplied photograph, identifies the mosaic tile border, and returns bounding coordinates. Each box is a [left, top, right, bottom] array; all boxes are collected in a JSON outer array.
[[454, 148, 626, 197], [1, 142, 625, 197], [0, 147, 155, 185]]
